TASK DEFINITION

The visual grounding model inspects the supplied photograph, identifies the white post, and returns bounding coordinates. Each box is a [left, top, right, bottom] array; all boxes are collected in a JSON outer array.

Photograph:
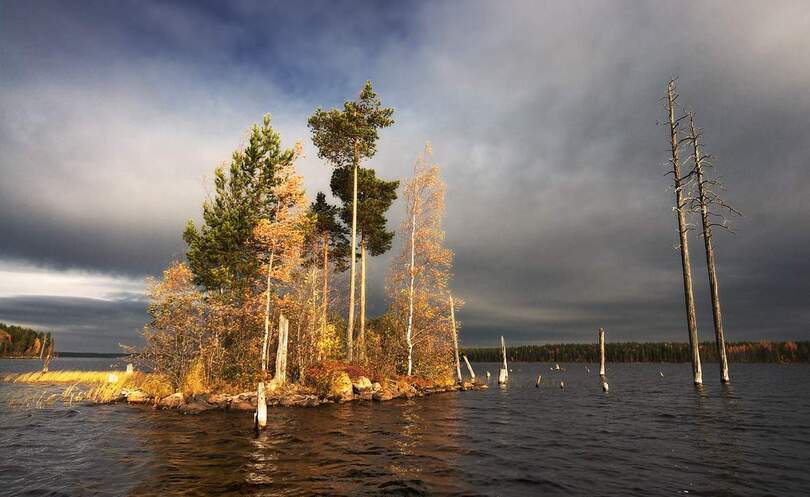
[[598, 327, 606, 378], [256, 382, 267, 429], [499, 336, 508, 383]]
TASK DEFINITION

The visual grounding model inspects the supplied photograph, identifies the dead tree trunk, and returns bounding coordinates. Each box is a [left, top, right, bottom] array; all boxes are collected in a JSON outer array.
[[688, 113, 731, 384], [666, 80, 703, 386], [463, 354, 476, 381], [275, 314, 289, 386], [449, 294, 462, 382]]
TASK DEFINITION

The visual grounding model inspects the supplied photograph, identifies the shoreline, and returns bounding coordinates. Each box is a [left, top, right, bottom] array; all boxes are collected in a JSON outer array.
[[1, 370, 488, 414]]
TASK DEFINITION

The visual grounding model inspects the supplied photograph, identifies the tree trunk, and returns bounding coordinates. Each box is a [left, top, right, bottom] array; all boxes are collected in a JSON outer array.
[[450, 294, 462, 382], [463, 354, 476, 381], [598, 327, 606, 378], [321, 233, 329, 362], [346, 142, 359, 362], [359, 235, 366, 362], [275, 314, 289, 386], [689, 116, 730, 384], [667, 80, 703, 386], [260, 252, 275, 376], [406, 212, 417, 376]]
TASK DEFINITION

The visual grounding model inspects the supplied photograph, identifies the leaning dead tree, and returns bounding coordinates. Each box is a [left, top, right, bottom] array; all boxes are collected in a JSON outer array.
[[687, 112, 740, 384], [449, 294, 462, 382], [665, 79, 703, 386]]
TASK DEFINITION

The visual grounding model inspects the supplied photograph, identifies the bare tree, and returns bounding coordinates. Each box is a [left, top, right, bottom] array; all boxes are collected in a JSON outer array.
[[665, 79, 703, 386], [687, 112, 740, 384]]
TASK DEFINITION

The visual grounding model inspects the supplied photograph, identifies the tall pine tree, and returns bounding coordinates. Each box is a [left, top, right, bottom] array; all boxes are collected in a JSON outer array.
[[331, 167, 398, 360], [308, 81, 394, 360]]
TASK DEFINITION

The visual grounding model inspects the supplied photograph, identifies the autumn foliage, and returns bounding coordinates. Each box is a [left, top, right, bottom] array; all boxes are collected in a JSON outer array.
[[139, 99, 463, 392]]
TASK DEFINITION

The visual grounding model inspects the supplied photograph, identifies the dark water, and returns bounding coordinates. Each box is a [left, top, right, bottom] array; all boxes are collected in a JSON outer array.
[[1, 358, 809, 496]]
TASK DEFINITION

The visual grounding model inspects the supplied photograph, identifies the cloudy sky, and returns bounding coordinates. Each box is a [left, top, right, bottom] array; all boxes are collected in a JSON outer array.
[[1, 1, 808, 352]]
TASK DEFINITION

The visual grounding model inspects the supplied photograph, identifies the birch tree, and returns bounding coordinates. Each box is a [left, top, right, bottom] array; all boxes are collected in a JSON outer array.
[[388, 144, 456, 379]]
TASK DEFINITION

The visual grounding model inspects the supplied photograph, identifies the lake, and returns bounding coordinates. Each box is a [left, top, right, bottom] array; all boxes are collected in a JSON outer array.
[[1, 358, 809, 496]]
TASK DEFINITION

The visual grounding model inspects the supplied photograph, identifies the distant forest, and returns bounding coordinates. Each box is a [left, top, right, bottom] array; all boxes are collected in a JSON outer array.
[[463, 341, 810, 364], [0, 322, 54, 358]]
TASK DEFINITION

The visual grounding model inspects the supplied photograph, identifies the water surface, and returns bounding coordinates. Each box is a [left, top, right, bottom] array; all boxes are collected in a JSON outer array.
[[2, 358, 808, 496]]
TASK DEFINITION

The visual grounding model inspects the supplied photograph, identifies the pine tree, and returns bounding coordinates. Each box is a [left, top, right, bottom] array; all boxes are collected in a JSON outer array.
[[308, 81, 394, 361], [330, 167, 398, 361], [183, 114, 294, 298]]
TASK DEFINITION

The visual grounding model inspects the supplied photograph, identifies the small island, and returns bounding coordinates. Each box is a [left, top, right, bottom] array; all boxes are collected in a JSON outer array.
[[3, 83, 486, 420]]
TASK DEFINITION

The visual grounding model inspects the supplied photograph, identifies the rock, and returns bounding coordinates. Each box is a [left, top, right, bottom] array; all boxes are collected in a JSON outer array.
[[352, 376, 373, 393], [280, 394, 320, 407], [359, 390, 373, 401], [124, 389, 149, 404], [371, 382, 382, 392], [159, 392, 184, 408], [179, 401, 211, 414], [394, 379, 411, 395], [229, 400, 255, 411], [373, 390, 393, 401], [329, 372, 353, 398], [207, 393, 229, 407]]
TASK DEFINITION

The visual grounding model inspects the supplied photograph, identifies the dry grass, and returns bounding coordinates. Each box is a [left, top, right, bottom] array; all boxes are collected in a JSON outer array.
[[2, 370, 173, 404], [3, 370, 114, 385]]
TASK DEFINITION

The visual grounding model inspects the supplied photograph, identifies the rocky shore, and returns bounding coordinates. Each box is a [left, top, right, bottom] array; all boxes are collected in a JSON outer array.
[[117, 376, 487, 414]]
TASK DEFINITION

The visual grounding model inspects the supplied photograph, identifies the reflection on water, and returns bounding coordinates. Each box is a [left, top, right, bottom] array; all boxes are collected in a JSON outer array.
[[2, 359, 810, 496]]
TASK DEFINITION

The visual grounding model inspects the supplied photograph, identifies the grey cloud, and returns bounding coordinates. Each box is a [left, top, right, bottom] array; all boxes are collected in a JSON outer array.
[[1, 1, 809, 350], [0, 295, 148, 353]]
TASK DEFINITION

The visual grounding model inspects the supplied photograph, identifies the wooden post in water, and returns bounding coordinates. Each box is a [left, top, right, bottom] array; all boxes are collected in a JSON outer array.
[[450, 295, 462, 382], [463, 354, 476, 381], [536, 374, 542, 387], [598, 328, 606, 378], [498, 336, 508, 384]]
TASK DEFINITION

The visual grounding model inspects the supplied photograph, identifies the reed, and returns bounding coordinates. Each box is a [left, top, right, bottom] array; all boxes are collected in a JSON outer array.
[[2, 370, 173, 404]]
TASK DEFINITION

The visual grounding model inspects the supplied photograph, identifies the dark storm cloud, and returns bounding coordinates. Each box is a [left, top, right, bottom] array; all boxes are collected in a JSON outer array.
[[0, 295, 147, 353], [1, 1, 809, 350]]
